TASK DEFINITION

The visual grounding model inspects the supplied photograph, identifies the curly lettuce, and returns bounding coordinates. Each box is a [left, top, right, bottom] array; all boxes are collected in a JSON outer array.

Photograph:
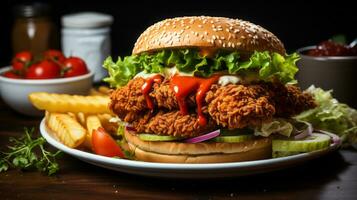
[[103, 49, 299, 88], [254, 119, 294, 137], [295, 86, 357, 146]]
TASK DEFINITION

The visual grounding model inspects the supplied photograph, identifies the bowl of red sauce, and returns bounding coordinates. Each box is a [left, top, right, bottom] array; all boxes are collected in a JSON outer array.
[[297, 40, 357, 108]]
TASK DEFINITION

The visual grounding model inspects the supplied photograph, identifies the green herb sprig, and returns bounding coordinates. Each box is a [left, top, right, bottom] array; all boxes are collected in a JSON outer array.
[[0, 128, 62, 175]]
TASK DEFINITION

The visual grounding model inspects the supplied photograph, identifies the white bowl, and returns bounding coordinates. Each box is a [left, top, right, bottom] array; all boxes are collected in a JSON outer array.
[[0, 66, 94, 116]]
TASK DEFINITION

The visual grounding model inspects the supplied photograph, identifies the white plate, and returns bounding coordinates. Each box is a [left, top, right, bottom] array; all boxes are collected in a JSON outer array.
[[40, 119, 340, 179]]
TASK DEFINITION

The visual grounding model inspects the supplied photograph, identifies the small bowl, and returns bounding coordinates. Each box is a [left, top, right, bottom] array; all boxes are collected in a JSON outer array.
[[0, 66, 94, 116], [296, 46, 357, 108]]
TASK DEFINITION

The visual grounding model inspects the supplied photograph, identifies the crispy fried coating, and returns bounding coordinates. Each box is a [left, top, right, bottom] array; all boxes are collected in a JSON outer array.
[[265, 83, 316, 117], [130, 110, 217, 137], [110, 78, 316, 135], [205, 84, 275, 129], [109, 78, 146, 116]]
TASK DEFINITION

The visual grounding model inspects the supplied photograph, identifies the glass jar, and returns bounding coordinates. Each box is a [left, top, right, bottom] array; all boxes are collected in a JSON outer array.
[[12, 3, 58, 57], [61, 12, 113, 82]]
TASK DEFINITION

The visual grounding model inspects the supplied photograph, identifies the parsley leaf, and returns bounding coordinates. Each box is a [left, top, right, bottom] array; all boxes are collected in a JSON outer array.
[[0, 128, 62, 175]]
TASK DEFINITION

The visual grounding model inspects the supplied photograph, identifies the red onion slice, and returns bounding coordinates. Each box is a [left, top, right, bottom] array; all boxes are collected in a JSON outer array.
[[184, 129, 220, 143], [316, 129, 341, 145], [294, 121, 313, 140]]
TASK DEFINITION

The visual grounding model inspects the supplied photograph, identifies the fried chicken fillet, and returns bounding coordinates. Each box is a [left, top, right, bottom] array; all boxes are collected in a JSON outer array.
[[109, 77, 315, 137]]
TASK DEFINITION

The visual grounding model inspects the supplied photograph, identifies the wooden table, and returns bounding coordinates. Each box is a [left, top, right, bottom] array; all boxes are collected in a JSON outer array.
[[0, 99, 356, 200]]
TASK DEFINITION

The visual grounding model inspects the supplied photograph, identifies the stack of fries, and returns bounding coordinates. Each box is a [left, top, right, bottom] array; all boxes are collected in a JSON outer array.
[[29, 86, 118, 149]]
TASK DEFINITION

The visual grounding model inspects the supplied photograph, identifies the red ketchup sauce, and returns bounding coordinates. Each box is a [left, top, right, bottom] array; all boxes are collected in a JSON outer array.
[[141, 74, 163, 110], [170, 75, 220, 126]]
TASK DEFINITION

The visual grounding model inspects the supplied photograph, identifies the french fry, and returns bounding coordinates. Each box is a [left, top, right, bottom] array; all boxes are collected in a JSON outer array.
[[98, 86, 111, 95], [29, 92, 112, 114], [76, 112, 86, 126], [83, 115, 102, 148], [46, 112, 86, 148]]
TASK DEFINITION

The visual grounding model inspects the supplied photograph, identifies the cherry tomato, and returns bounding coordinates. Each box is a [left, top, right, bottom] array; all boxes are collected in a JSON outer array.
[[25, 60, 61, 79], [92, 127, 124, 158], [2, 71, 21, 79], [12, 51, 32, 72], [43, 49, 66, 63], [62, 57, 89, 77]]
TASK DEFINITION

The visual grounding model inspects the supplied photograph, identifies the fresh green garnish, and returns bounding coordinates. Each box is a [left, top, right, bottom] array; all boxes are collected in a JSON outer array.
[[103, 49, 299, 87], [295, 86, 357, 146], [254, 119, 294, 137], [0, 128, 62, 175]]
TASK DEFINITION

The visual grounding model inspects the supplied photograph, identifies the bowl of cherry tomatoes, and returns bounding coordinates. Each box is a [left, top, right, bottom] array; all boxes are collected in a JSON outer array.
[[0, 50, 94, 116], [297, 40, 357, 108]]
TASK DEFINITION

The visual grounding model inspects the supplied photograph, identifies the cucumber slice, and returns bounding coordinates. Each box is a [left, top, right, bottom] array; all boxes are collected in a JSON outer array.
[[272, 133, 331, 153], [212, 135, 254, 143], [138, 134, 181, 141]]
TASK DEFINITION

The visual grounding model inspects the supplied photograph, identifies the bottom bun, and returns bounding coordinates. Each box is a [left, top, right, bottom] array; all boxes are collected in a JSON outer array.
[[125, 130, 272, 163]]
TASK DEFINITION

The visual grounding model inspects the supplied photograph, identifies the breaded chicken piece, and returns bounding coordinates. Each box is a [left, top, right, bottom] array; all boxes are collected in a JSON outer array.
[[269, 84, 316, 117], [205, 84, 276, 129], [109, 78, 195, 117], [130, 110, 217, 137], [109, 78, 146, 118], [110, 78, 315, 135]]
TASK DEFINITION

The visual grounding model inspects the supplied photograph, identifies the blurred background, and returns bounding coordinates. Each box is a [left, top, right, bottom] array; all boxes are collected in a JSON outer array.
[[0, 0, 356, 66]]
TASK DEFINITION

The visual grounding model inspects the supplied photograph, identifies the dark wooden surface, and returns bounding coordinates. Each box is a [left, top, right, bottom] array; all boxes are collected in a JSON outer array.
[[0, 99, 356, 200]]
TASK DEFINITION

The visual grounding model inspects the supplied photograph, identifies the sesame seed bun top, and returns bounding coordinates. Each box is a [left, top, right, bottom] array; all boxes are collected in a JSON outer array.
[[133, 16, 286, 55]]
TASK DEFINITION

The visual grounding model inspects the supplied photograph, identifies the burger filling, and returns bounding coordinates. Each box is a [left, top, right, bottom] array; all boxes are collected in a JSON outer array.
[[104, 48, 315, 141]]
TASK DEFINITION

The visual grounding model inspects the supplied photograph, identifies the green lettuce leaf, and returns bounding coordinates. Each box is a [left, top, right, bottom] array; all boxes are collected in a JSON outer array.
[[254, 119, 294, 137], [103, 49, 299, 88], [295, 86, 357, 146]]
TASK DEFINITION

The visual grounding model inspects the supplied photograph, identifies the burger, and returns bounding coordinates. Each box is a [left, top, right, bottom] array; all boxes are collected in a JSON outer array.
[[103, 16, 316, 163]]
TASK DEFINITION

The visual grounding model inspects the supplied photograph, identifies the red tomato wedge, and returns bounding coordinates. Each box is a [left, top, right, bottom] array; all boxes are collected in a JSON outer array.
[[92, 127, 124, 158]]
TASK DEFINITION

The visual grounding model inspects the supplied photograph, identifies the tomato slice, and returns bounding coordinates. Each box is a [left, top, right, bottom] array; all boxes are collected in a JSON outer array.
[[92, 127, 124, 158]]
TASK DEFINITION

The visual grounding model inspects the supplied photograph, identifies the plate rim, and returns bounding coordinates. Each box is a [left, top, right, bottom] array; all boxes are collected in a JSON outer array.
[[40, 118, 340, 171]]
